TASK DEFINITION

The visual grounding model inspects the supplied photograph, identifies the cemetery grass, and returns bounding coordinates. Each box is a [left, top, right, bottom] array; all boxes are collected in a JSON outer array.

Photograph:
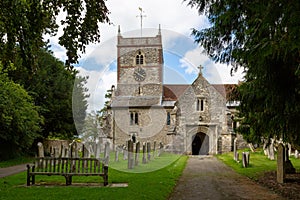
[[216, 148, 300, 180], [0, 157, 34, 168], [0, 153, 187, 200]]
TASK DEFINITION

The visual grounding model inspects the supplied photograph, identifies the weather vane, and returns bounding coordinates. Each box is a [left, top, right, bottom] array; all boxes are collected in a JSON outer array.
[[137, 7, 146, 37]]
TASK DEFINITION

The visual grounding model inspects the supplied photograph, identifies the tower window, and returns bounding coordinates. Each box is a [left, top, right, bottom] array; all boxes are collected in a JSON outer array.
[[136, 51, 144, 65], [130, 111, 139, 125], [196, 98, 204, 111]]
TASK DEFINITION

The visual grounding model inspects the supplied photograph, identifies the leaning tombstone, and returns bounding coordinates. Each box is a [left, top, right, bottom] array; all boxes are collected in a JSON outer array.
[[277, 143, 285, 183], [242, 152, 248, 168]]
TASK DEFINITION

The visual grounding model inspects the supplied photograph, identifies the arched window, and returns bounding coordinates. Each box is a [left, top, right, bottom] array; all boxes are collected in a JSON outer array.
[[136, 51, 144, 65]]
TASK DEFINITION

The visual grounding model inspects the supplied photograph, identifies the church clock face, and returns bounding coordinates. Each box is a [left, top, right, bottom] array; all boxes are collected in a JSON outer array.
[[134, 67, 146, 82]]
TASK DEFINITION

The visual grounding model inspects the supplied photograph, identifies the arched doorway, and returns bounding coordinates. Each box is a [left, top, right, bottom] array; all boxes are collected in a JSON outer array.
[[192, 133, 209, 155]]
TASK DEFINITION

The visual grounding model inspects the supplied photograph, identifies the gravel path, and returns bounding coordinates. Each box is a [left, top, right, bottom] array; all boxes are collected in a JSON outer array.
[[0, 164, 27, 178], [168, 156, 285, 200]]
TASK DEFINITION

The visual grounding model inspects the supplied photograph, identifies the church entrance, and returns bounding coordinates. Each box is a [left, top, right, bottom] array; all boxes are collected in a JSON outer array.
[[192, 133, 209, 155]]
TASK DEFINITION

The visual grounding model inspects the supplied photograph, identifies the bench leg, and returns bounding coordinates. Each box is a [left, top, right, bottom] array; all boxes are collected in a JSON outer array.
[[26, 165, 30, 186], [103, 166, 108, 186], [65, 176, 72, 185]]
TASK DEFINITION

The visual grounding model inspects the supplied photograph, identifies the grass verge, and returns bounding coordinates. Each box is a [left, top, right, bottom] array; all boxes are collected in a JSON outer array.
[[0, 157, 34, 168], [0, 153, 187, 200], [216, 149, 300, 180]]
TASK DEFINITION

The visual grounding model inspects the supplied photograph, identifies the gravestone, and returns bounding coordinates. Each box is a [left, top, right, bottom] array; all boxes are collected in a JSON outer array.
[[123, 146, 128, 160], [242, 152, 250, 168], [295, 150, 299, 159], [135, 142, 140, 166], [115, 146, 119, 162], [127, 140, 134, 169], [104, 142, 110, 165], [233, 138, 237, 161], [147, 142, 151, 161], [153, 141, 156, 158], [158, 142, 164, 157], [95, 142, 101, 159], [277, 143, 285, 183], [268, 139, 275, 160], [37, 142, 44, 157], [142, 142, 147, 164]]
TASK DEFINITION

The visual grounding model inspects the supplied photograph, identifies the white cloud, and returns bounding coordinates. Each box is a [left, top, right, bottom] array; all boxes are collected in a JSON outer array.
[[75, 67, 117, 112]]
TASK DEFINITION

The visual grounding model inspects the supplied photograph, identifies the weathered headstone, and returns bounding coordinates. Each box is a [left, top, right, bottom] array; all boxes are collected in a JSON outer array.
[[277, 143, 285, 183], [158, 142, 164, 157], [147, 142, 151, 161], [153, 141, 156, 158], [104, 142, 110, 165], [142, 142, 147, 164], [295, 150, 299, 159], [242, 152, 250, 168], [115, 146, 119, 162], [233, 138, 237, 161], [268, 139, 275, 160], [123, 146, 128, 160], [95, 142, 101, 159], [37, 142, 44, 157], [135, 142, 140, 166], [127, 140, 134, 169]]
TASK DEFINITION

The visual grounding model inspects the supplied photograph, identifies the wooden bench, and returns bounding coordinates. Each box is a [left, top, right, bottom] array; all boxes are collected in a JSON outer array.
[[27, 157, 108, 186]]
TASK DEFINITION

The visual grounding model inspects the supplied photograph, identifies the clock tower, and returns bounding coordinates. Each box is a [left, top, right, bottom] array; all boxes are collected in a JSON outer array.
[[116, 26, 163, 97]]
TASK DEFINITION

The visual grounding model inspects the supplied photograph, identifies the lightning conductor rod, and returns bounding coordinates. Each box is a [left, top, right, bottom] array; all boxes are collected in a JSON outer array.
[[137, 7, 146, 37]]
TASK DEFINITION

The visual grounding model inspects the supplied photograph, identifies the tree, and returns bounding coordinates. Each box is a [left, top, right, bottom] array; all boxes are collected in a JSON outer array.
[[29, 49, 89, 139], [185, 0, 300, 147], [0, 64, 42, 160], [0, 0, 110, 71]]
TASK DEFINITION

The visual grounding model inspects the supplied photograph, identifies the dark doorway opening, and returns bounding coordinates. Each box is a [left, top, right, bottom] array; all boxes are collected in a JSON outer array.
[[192, 133, 209, 155]]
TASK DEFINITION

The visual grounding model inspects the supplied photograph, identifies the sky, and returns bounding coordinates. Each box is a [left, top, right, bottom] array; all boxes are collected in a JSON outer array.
[[48, 0, 244, 112]]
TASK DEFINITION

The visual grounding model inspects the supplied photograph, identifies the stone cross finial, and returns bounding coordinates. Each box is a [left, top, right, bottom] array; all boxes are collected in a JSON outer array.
[[198, 65, 204, 75]]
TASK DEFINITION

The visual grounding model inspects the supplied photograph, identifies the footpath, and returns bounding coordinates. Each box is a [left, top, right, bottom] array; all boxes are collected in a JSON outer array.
[[0, 164, 27, 178], [168, 156, 285, 200]]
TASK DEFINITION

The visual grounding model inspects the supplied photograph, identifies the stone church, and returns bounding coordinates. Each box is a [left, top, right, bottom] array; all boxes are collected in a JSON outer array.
[[107, 26, 242, 155]]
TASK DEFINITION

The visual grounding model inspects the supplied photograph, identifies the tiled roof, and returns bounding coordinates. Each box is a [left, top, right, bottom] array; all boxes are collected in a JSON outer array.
[[163, 84, 238, 101], [163, 85, 189, 101]]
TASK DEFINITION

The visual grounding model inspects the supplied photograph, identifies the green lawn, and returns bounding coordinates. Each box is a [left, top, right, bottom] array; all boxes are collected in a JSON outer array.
[[0, 153, 187, 200], [216, 149, 300, 180], [0, 157, 34, 168]]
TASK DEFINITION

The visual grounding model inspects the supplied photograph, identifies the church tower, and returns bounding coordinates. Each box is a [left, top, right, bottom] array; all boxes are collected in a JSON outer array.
[[116, 26, 163, 97]]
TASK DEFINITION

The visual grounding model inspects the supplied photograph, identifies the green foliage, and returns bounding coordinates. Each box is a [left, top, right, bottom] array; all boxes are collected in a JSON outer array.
[[0, 0, 110, 70], [0, 155, 187, 200], [186, 0, 300, 147], [0, 64, 42, 160]]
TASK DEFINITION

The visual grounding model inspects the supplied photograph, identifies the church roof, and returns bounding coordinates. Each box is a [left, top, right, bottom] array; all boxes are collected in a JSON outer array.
[[162, 84, 237, 101], [163, 85, 190, 101]]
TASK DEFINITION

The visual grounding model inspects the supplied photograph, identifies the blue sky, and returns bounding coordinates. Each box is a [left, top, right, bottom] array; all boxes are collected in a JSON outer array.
[[46, 0, 244, 112]]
